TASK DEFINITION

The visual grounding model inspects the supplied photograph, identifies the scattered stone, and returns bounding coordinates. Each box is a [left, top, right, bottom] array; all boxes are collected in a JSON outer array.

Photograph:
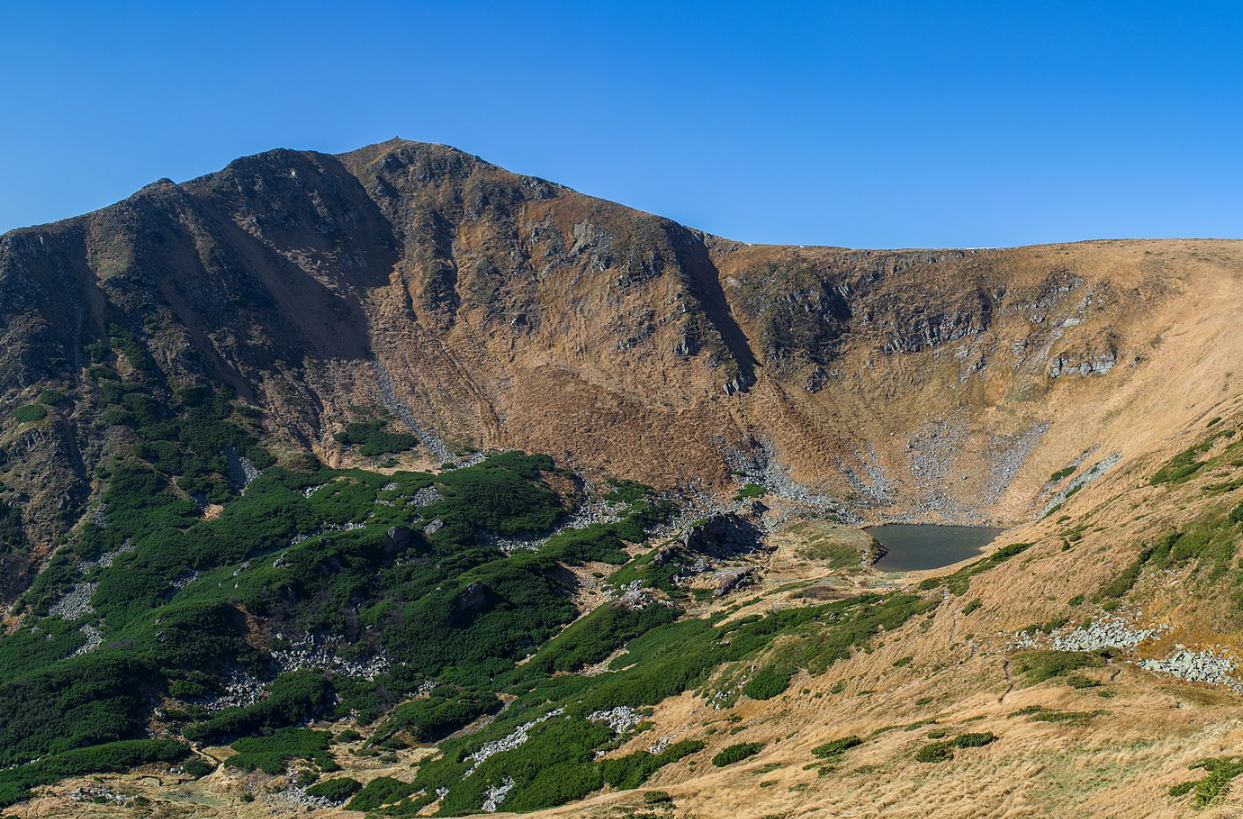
[[272, 632, 389, 680], [411, 486, 443, 507], [1140, 649, 1243, 694], [370, 359, 451, 461], [48, 581, 97, 621], [589, 706, 643, 733], [1039, 453, 1120, 518], [482, 776, 515, 812], [69, 785, 131, 805], [466, 708, 564, 773], [1053, 618, 1162, 652], [73, 624, 103, 656]]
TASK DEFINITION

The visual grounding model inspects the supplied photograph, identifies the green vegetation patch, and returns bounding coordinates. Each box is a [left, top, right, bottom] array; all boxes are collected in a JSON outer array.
[[225, 728, 334, 775], [380, 687, 499, 743], [1027, 709, 1108, 726], [334, 420, 419, 457], [0, 739, 188, 808], [184, 672, 334, 745], [1151, 426, 1239, 486], [1049, 466, 1076, 483], [919, 542, 1033, 596], [305, 776, 363, 803], [734, 483, 766, 501], [0, 497, 25, 555], [712, 742, 764, 767], [914, 732, 995, 763], [423, 452, 562, 538], [517, 602, 680, 678], [0, 654, 157, 767], [1012, 650, 1104, 684], [1168, 757, 1243, 807], [914, 742, 954, 763], [11, 404, 47, 424], [347, 776, 420, 811], [600, 740, 704, 788], [744, 665, 793, 700], [181, 759, 215, 778], [1097, 507, 1242, 604], [811, 736, 862, 760]]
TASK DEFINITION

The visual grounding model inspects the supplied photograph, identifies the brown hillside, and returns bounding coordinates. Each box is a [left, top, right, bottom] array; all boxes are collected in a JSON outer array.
[[2, 140, 1239, 559], [4, 140, 1243, 818]]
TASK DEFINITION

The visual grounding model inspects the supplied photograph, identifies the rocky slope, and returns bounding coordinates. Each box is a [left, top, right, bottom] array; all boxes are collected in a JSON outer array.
[[3, 140, 1243, 819], [3, 138, 1241, 602]]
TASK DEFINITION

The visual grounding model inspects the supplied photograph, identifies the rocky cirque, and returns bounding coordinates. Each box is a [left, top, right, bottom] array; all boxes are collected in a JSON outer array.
[[2, 139, 1243, 604]]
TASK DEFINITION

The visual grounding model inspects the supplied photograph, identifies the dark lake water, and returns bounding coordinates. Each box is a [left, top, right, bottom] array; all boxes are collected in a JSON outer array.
[[866, 524, 1005, 572]]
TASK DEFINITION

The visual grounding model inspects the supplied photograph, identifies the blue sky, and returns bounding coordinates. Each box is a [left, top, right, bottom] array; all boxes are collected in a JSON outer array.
[[2, 1, 1241, 247]]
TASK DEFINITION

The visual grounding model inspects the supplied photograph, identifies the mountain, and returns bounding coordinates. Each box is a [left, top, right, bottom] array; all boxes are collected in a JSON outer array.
[[1, 140, 1243, 817]]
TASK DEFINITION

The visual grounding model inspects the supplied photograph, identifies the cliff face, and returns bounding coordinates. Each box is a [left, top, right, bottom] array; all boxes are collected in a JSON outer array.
[[1, 138, 1241, 595]]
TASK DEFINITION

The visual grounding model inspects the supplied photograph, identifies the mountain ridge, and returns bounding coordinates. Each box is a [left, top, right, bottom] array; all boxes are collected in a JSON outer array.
[[3, 139, 1243, 817], [1, 138, 1240, 560]]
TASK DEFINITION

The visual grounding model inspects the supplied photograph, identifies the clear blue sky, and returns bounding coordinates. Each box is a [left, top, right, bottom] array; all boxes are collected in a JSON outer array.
[[2, 1, 1241, 248]]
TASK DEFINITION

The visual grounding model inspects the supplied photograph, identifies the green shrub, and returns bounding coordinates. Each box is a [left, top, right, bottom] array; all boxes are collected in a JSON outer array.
[[1028, 709, 1106, 726], [423, 453, 561, 539], [914, 742, 954, 763], [0, 740, 188, 808], [181, 759, 215, 778], [381, 689, 499, 743], [1049, 466, 1076, 483], [517, 602, 680, 678], [0, 655, 158, 767], [184, 672, 333, 745], [811, 736, 861, 760], [542, 524, 629, 565], [305, 777, 363, 803], [744, 666, 792, 700], [734, 483, 766, 500], [11, 405, 46, 424], [502, 762, 604, 812], [224, 728, 333, 775], [334, 420, 419, 456], [0, 499, 24, 555], [962, 599, 982, 615], [1168, 757, 1243, 806], [603, 479, 654, 505], [1064, 674, 1100, 689], [108, 325, 158, 373], [712, 742, 764, 767], [599, 741, 704, 789], [951, 732, 995, 748], [346, 776, 419, 811], [919, 543, 1032, 595], [1012, 650, 1103, 683], [1151, 448, 1208, 485]]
